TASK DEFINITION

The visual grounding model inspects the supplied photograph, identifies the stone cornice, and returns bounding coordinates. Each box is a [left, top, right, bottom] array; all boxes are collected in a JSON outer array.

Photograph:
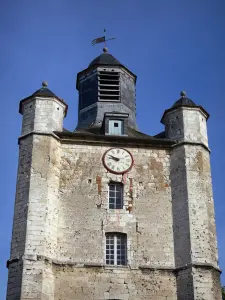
[[7, 255, 222, 274], [18, 131, 60, 144], [172, 141, 211, 153], [54, 131, 175, 149]]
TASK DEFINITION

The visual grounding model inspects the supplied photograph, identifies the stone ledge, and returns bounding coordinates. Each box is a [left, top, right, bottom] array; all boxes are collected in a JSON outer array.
[[139, 265, 174, 271], [175, 262, 222, 273], [18, 131, 60, 144], [172, 141, 210, 152], [7, 255, 221, 273]]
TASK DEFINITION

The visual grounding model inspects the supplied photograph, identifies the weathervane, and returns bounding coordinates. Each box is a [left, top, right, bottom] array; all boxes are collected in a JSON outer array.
[[92, 29, 116, 49]]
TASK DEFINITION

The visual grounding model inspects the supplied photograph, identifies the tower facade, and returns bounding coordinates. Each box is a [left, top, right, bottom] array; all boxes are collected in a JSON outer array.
[[7, 50, 221, 300]]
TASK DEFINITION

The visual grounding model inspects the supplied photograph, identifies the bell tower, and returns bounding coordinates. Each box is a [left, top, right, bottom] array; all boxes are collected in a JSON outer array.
[[76, 47, 137, 132], [6, 46, 222, 299]]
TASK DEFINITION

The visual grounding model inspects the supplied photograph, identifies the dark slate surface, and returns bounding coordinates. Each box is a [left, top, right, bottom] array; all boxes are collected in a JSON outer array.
[[172, 97, 196, 108], [154, 131, 166, 138], [57, 127, 175, 146], [120, 72, 136, 114], [73, 126, 157, 140], [32, 87, 59, 98], [89, 53, 121, 67], [79, 74, 98, 110]]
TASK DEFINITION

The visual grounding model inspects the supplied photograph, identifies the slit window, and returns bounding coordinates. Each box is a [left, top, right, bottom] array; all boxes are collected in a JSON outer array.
[[109, 183, 123, 209], [106, 233, 127, 266]]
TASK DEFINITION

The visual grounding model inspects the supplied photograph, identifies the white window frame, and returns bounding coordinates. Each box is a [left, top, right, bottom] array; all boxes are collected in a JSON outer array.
[[108, 183, 123, 209], [108, 119, 124, 135], [106, 233, 127, 266]]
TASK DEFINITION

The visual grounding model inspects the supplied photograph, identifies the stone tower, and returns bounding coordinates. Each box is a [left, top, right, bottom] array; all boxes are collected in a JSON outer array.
[[7, 49, 221, 300]]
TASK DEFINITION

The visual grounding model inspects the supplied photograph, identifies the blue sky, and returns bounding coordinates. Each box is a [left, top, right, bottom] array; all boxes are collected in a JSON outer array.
[[0, 0, 224, 296]]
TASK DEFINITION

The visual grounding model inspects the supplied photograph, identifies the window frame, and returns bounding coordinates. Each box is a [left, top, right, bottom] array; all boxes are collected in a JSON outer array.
[[103, 112, 129, 136], [108, 119, 124, 135], [105, 233, 127, 266], [108, 182, 124, 209]]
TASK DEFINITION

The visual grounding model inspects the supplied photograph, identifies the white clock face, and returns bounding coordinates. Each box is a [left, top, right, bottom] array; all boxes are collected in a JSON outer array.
[[103, 148, 133, 174]]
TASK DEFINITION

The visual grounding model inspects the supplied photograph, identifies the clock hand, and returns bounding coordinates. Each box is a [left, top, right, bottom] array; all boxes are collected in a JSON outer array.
[[109, 155, 120, 161]]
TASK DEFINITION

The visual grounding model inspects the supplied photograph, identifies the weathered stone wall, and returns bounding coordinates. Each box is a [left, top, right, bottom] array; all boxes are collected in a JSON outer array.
[[25, 135, 61, 258], [21, 97, 66, 136], [57, 144, 174, 266], [7, 136, 222, 299], [185, 145, 218, 265], [7, 96, 222, 299], [192, 267, 222, 300], [54, 266, 177, 300], [7, 136, 33, 300], [10, 137, 33, 259], [7, 135, 61, 300], [54, 143, 176, 298], [163, 107, 208, 147], [164, 103, 221, 299]]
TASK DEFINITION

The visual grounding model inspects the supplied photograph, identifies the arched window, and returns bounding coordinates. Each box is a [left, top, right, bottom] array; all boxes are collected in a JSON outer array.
[[108, 182, 123, 209], [106, 233, 127, 266]]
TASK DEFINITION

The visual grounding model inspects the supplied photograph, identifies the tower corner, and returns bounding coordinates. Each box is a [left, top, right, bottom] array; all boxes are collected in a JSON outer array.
[[19, 82, 68, 136]]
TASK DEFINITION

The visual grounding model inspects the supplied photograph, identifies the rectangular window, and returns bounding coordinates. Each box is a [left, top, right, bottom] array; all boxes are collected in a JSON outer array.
[[108, 120, 124, 135], [106, 233, 127, 266], [109, 183, 123, 209]]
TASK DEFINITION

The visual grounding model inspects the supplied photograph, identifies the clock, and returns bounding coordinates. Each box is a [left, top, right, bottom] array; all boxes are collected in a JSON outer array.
[[102, 148, 133, 174]]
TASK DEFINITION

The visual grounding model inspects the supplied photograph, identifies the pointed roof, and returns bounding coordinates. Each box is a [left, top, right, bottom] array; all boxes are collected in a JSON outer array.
[[161, 91, 209, 123], [31, 82, 59, 99], [172, 91, 196, 108], [77, 48, 136, 89], [89, 48, 121, 67], [19, 81, 68, 115]]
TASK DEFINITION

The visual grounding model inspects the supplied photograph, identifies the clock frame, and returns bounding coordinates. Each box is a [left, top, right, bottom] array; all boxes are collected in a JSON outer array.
[[102, 148, 134, 174]]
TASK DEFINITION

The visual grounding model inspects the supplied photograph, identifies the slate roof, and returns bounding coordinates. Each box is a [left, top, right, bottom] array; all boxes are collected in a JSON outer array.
[[31, 86, 59, 99], [161, 92, 209, 123], [19, 83, 68, 116], [89, 53, 121, 67], [172, 96, 196, 108], [54, 127, 175, 147]]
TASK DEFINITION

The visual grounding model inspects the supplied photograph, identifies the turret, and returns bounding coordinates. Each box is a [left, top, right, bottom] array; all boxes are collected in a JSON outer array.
[[19, 81, 67, 136], [7, 82, 67, 299], [161, 91, 209, 148], [162, 92, 221, 299]]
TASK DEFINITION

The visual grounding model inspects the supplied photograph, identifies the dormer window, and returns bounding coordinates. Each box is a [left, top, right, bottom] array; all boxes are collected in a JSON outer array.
[[103, 113, 129, 136], [109, 120, 124, 135]]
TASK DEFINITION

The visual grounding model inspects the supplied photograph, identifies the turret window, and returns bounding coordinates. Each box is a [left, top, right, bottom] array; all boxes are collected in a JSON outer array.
[[106, 233, 127, 265]]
